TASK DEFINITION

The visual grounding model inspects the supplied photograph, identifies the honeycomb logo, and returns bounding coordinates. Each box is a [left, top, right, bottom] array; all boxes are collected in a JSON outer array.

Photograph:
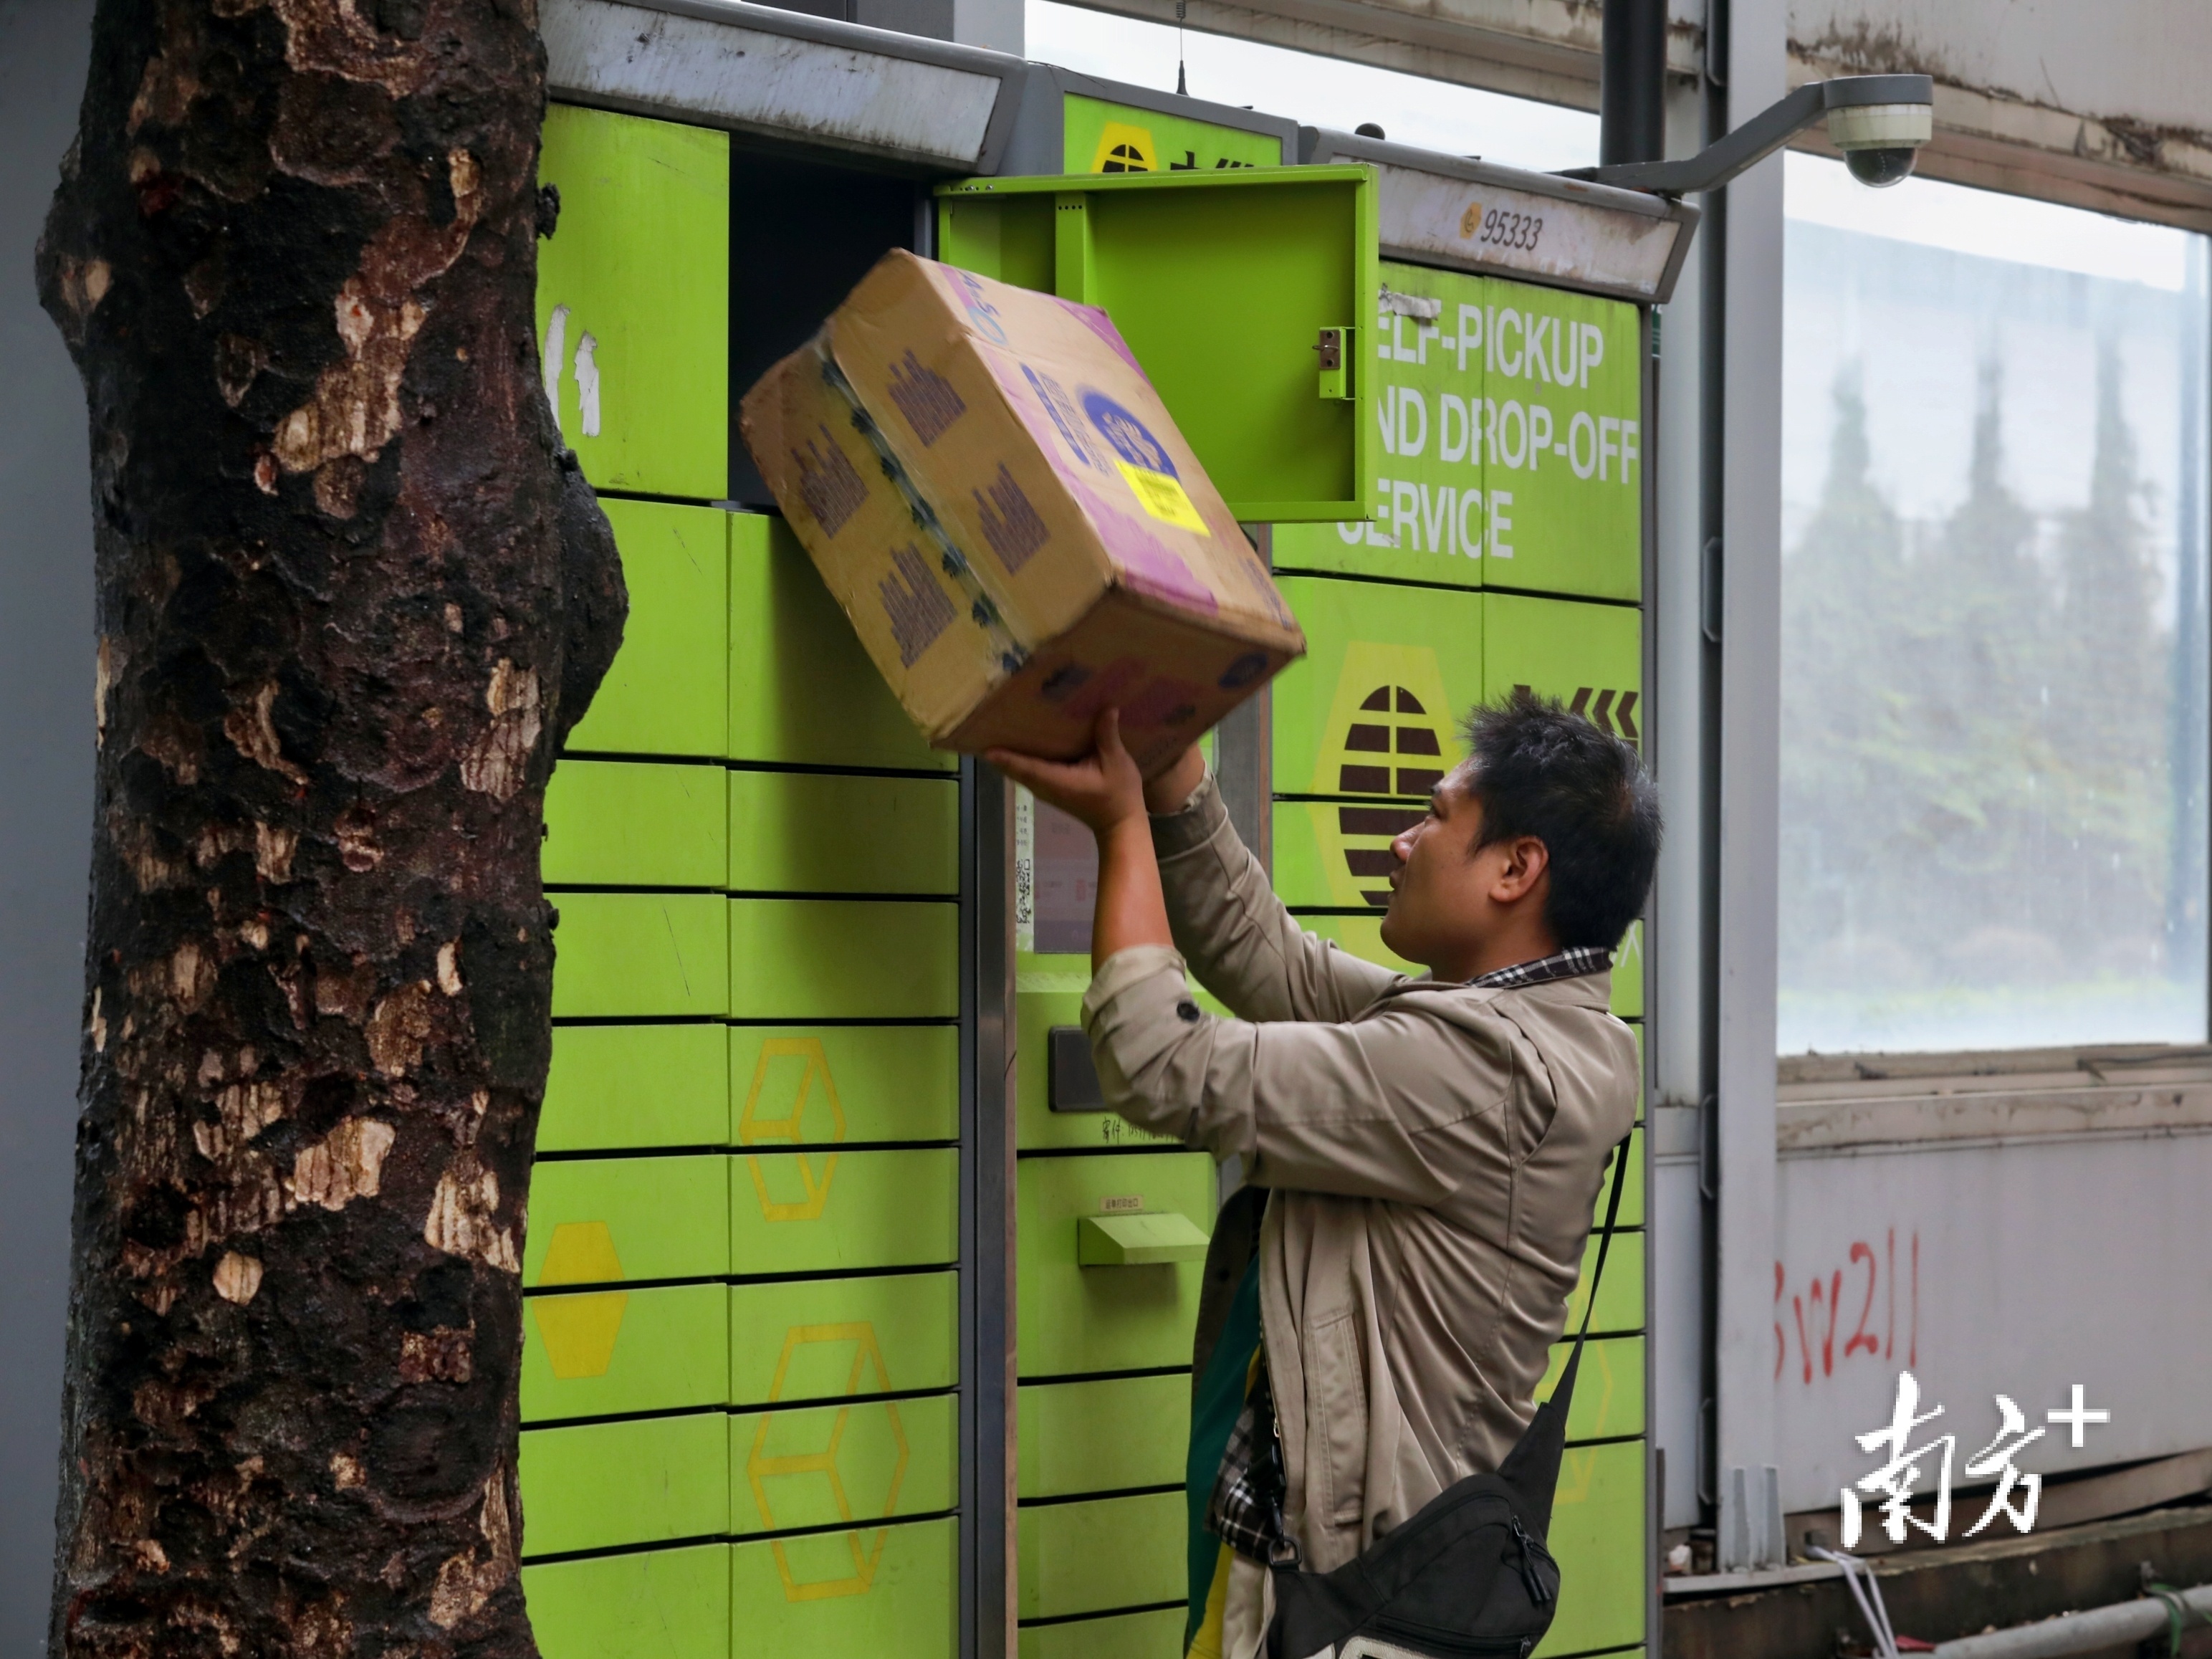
[[748, 1322, 911, 1602], [1089, 120, 1157, 173], [528, 1221, 626, 1380], [1302, 644, 1461, 909], [739, 1037, 845, 1223]]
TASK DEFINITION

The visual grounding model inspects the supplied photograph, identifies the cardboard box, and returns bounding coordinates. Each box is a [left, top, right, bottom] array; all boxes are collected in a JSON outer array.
[[739, 250, 1305, 773]]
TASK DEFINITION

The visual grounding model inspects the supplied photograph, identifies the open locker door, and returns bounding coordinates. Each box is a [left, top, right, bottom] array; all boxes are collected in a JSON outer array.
[[935, 167, 1380, 524]]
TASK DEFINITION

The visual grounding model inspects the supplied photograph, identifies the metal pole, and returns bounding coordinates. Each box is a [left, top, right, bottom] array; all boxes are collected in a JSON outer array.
[[1601, 0, 1669, 166], [1932, 1582, 2212, 1659]]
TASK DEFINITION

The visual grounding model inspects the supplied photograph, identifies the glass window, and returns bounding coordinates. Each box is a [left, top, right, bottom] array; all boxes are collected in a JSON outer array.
[[1025, 0, 1599, 171], [1779, 155, 2211, 1053]]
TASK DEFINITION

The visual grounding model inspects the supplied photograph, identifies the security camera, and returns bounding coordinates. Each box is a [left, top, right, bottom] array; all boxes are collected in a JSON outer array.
[[1564, 73, 1935, 199], [1823, 81, 1934, 188]]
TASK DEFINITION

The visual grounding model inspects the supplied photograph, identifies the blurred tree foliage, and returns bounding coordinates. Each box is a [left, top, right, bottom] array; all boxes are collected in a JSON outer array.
[[1778, 345, 2180, 1008]]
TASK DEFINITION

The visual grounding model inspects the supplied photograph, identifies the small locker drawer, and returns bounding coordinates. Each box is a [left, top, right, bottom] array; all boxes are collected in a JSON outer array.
[[550, 891, 729, 1018], [1566, 1227, 1644, 1334], [522, 1282, 727, 1422], [1017, 1153, 1212, 1378], [560, 499, 729, 758], [535, 104, 728, 502], [521, 1541, 729, 1659], [729, 1515, 957, 1658], [725, 770, 958, 896], [544, 759, 727, 888], [730, 1390, 957, 1536], [525, 1156, 728, 1286], [1534, 1440, 1644, 1658], [1017, 1489, 1187, 1620], [732, 1025, 959, 1146], [1536, 1334, 1646, 1443], [731, 1271, 959, 1410], [727, 512, 957, 773], [1018, 1607, 1188, 1659], [542, 1023, 729, 1154], [729, 898, 957, 1020], [1018, 1372, 1192, 1500], [518, 1411, 729, 1556], [729, 1149, 959, 1276]]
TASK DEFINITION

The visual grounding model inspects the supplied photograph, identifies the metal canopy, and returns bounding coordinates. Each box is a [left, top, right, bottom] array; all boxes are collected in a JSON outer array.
[[541, 0, 1028, 171], [1301, 128, 1700, 305], [545, 0, 1697, 306]]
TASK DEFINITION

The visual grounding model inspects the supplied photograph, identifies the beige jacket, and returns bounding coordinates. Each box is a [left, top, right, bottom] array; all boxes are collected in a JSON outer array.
[[1081, 770, 1639, 1594]]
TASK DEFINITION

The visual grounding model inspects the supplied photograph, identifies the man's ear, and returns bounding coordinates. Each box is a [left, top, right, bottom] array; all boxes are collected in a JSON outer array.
[[1490, 835, 1551, 902]]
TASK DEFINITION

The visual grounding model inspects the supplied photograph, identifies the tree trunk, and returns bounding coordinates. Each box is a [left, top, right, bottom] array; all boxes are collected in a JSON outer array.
[[36, 2, 625, 1653]]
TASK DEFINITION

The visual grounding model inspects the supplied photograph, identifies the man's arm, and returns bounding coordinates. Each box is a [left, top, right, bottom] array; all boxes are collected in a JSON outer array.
[[989, 713, 1396, 1020], [1080, 955, 1520, 1204]]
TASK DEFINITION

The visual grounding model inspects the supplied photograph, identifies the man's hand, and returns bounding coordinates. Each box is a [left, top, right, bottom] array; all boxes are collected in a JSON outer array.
[[987, 709, 1175, 970], [987, 709, 1146, 836]]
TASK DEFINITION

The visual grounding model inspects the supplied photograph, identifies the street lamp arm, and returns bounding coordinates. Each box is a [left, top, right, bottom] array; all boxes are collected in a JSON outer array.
[[1558, 75, 1935, 196]]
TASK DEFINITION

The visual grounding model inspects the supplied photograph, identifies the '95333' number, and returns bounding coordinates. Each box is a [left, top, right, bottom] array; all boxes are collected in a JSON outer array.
[[1478, 208, 1544, 252]]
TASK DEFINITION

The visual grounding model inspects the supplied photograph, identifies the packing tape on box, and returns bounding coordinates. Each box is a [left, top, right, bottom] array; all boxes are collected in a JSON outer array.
[[817, 345, 1032, 679]]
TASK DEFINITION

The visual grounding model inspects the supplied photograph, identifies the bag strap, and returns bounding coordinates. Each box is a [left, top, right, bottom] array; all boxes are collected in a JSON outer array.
[[1546, 1134, 1632, 1422]]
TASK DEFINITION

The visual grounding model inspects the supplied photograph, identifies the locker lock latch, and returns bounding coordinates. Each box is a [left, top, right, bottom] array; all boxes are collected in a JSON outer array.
[[1315, 327, 1353, 401]]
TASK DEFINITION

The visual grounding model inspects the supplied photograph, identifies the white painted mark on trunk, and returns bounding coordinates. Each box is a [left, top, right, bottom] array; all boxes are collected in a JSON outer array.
[[540, 303, 570, 435], [574, 331, 600, 438]]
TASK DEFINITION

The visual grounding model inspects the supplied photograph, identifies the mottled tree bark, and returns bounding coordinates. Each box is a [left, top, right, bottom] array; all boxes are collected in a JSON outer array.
[[36, 2, 624, 1653]]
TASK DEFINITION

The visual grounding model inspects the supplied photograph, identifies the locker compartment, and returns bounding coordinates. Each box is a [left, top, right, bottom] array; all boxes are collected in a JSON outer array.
[[1018, 1372, 1192, 1500], [1480, 591, 1644, 1018], [518, 1410, 729, 1556], [729, 897, 958, 1020], [1017, 1488, 1187, 1620], [1596, 1125, 1647, 1230], [937, 167, 1378, 522], [1019, 1606, 1189, 1659], [520, 1541, 730, 1659], [1565, 1228, 1645, 1334], [525, 1155, 728, 1286], [1270, 579, 1484, 909], [522, 1282, 728, 1422], [725, 770, 959, 896], [1468, 277, 1643, 604], [1015, 988, 1185, 1153], [1533, 1440, 1645, 1658], [729, 1148, 959, 1275], [730, 1024, 959, 1145], [561, 499, 729, 760], [1273, 261, 1491, 591], [542, 1023, 730, 1153], [1536, 1334, 1647, 1444], [550, 891, 729, 1018], [544, 758, 727, 888], [732, 1271, 959, 1410], [729, 1515, 957, 1657], [730, 1390, 957, 1536], [1478, 593, 1641, 745], [727, 512, 956, 773], [1293, 907, 1644, 1025], [536, 105, 728, 501], [1018, 1153, 1212, 1377]]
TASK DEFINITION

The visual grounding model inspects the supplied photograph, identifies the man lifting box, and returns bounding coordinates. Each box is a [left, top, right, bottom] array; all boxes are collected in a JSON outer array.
[[991, 689, 1657, 1659]]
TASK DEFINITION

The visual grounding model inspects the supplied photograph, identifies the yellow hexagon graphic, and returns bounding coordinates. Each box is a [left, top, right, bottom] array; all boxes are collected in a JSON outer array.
[[528, 1221, 627, 1380], [739, 1038, 846, 1223], [749, 1321, 911, 1602]]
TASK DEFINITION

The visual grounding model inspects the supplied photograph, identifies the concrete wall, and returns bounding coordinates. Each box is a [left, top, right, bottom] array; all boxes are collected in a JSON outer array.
[[0, 1, 95, 1653]]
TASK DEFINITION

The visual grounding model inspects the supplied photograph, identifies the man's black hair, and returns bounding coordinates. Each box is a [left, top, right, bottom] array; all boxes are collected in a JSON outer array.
[[1460, 689, 1662, 950]]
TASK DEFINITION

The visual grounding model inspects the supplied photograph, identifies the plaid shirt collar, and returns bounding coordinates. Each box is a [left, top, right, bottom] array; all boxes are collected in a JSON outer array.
[[1467, 945, 1613, 990]]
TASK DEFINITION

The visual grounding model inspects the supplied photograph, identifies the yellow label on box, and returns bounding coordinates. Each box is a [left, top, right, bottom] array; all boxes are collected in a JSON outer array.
[[1116, 461, 1207, 531]]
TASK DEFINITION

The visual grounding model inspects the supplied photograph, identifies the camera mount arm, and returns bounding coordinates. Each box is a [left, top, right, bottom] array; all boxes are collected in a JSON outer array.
[[1557, 74, 1935, 196]]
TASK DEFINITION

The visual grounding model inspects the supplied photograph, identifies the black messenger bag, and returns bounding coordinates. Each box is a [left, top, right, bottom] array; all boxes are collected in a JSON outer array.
[[1267, 1138, 1633, 1659]]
